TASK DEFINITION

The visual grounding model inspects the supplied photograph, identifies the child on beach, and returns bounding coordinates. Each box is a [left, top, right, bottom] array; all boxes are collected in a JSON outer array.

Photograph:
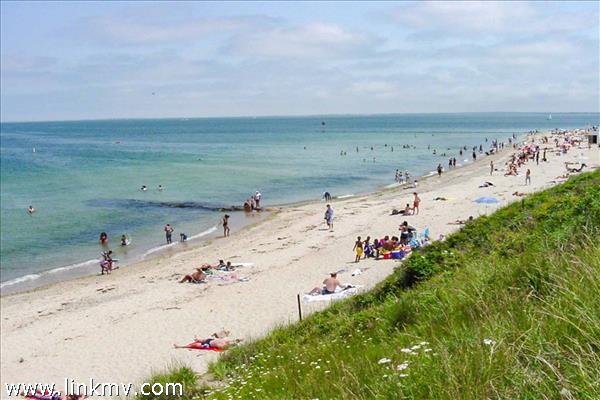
[[525, 169, 531, 185], [353, 236, 363, 262]]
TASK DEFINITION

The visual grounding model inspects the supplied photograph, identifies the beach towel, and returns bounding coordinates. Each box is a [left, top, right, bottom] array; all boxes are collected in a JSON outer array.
[[206, 272, 249, 282], [182, 342, 224, 352], [303, 285, 363, 303]]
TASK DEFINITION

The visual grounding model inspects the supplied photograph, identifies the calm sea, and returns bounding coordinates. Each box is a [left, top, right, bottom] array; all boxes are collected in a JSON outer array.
[[1, 113, 597, 292]]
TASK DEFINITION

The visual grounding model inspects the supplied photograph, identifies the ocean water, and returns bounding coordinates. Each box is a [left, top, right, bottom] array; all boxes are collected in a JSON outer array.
[[1, 113, 597, 292]]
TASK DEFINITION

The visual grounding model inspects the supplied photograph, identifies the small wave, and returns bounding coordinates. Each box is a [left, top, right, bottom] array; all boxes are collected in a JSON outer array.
[[143, 242, 178, 257], [385, 183, 400, 188], [188, 226, 218, 240], [0, 273, 41, 289], [47, 259, 98, 274], [1, 259, 100, 290], [336, 194, 354, 199]]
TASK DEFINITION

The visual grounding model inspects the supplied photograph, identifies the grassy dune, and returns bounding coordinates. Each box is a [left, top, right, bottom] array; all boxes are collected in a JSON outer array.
[[141, 170, 600, 400]]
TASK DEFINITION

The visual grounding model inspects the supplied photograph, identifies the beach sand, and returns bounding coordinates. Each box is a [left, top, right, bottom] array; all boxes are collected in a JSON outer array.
[[1, 130, 598, 392]]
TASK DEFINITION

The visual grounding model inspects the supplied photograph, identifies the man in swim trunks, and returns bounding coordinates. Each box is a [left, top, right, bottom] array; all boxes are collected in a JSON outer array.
[[164, 224, 174, 244], [412, 192, 421, 215], [309, 272, 346, 295]]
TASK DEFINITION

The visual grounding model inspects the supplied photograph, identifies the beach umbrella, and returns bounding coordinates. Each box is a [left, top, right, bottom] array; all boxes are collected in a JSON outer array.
[[474, 196, 499, 204]]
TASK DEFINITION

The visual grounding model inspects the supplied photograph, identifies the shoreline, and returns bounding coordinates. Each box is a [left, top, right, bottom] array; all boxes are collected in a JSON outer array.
[[1, 127, 597, 391], [0, 137, 517, 297]]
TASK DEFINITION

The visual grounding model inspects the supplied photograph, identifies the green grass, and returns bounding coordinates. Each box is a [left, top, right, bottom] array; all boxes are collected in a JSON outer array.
[[142, 170, 600, 400]]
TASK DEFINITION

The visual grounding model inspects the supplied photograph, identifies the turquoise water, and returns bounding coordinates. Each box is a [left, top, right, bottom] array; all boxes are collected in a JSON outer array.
[[1, 113, 598, 291]]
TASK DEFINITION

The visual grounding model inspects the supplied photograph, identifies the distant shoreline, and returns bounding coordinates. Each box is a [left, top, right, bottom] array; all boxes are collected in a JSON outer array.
[[0, 128, 527, 297], [2, 111, 599, 125]]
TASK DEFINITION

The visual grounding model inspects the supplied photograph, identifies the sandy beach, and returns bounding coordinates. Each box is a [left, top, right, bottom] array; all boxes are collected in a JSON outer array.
[[1, 130, 598, 393]]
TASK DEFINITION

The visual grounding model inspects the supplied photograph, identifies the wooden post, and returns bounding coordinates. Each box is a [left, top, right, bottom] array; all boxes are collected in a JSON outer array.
[[297, 294, 303, 321]]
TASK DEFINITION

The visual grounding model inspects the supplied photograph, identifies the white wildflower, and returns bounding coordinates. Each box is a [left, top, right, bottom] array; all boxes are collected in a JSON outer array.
[[399, 373, 408, 378], [401, 348, 412, 353], [396, 362, 409, 371], [483, 338, 496, 346], [378, 358, 392, 364]]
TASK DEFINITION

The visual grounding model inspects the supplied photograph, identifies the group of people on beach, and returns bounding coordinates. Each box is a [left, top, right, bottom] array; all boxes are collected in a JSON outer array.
[[179, 259, 236, 283], [352, 220, 427, 263], [391, 192, 421, 216], [243, 191, 262, 211]]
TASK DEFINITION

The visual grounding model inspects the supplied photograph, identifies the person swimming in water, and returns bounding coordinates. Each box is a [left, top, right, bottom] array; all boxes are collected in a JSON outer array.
[[141, 185, 148, 191], [120, 234, 130, 246], [27, 205, 36, 214], [99, 232, 108, 245]]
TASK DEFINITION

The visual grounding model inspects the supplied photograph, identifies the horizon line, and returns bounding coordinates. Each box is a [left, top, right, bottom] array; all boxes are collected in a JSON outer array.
[[1, 110, 599, 125]]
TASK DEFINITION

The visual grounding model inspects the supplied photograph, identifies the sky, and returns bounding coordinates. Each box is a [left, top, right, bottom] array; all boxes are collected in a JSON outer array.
[[1, 1, 598, 122]]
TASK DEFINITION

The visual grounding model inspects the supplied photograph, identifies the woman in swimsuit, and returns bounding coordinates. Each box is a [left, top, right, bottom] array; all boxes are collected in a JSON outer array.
[[174, 337, 242, 350], [222, 214, 230, 237]]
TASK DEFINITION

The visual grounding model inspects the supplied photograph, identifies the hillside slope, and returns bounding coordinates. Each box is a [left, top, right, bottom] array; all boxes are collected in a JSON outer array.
[[144, 170, 600, 400]]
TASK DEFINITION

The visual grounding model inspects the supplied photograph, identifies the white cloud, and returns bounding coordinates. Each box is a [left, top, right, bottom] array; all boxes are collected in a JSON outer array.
[[393, 1, 596, 36], [74, 14, 275, 45], [225, 22, 375, 59]]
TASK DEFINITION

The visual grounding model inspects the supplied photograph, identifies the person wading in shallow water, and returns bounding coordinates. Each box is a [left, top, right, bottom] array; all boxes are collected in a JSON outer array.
[[164, 224, 174, 244]]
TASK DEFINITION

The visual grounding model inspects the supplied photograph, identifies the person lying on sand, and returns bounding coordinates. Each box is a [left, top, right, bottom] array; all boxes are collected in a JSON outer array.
[[22, 390, 86, 400], [433, 197, 447, 201], [174, 337, 243, 350], [479, 181, 494, 188], [448, 216, 474, 225], [309, 272, 348, 295], [512, 191, 527, 197], [179, 268, 207, 283], [391, 203, 412, 216]]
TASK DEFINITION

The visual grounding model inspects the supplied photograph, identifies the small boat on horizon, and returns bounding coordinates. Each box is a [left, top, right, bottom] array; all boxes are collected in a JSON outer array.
[[547, 114, 552, 120]]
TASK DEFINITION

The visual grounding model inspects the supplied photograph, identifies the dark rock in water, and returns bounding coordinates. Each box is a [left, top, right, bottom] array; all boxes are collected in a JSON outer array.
[[87, 198, 248, 212]]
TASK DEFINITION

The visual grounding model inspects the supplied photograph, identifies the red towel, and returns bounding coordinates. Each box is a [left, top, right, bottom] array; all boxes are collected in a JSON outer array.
[[183, 342, 223, 352]]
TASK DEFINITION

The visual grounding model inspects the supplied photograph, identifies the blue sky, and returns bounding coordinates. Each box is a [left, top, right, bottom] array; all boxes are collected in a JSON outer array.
[[1, 1, 598, 121]]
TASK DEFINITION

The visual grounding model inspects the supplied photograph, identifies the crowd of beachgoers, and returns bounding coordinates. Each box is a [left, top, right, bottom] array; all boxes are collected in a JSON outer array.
[[4, 126, 598, 398]]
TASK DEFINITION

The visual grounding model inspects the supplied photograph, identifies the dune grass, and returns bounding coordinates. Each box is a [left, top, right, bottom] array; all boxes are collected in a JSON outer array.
[[142, 170, 600, 399]]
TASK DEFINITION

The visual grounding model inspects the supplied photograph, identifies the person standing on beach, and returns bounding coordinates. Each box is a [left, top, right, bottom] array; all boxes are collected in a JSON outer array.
[[413, 192, 421, 215], [437, 164, 443, 177], [164, 224, 174, 244], [536, 151, 540, 165], [525, 169, 531, 185], [490, 161, 494, 176], [324, 204, 334, 231], [222, 214, 230, 237], [353, 236, 363, 263]]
